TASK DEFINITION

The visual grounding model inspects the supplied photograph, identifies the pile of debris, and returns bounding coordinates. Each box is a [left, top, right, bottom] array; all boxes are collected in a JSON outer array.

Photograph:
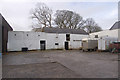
[[109, 42, 120, 53]]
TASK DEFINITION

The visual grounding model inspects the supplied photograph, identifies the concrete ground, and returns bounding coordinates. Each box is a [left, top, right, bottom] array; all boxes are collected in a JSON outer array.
[[2, 50, 118, 78]]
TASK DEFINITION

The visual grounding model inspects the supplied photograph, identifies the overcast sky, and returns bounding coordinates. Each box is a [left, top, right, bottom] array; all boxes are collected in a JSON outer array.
[[0, 0, 119, 31]]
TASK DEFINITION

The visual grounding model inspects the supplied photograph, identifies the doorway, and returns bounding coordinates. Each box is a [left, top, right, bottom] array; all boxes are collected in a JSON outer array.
[[40, 40, 46, 50], [65, 42, 69, 50]]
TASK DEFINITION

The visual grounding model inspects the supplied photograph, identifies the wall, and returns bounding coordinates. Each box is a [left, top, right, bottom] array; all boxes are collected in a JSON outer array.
[[70, 34, 88, 49], [2, 16, 13, 53], [7, 31, 88, 51], [89, 29, 119, 39], [0, 14, 2, 53], [46, 33, 66, 49], [0, 14, 13, 53], [89, 29, 119, 51], [118, 29, 120, 41], [8, 32, 46, 51], [98, 37, 118, 50]]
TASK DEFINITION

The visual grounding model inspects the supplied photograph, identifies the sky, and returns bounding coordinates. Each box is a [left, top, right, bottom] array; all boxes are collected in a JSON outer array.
[[0, 0, 119, 31]]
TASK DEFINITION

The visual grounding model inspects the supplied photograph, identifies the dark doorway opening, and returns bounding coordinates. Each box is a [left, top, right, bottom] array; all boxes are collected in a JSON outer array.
[[65, 42, 69, 50], [40, 40, 46, 50]]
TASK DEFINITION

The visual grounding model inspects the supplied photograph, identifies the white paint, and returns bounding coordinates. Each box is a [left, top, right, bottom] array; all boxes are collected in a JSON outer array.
[[90, 29, 119, 39], [90, 29, 119, 50], [8, 31, 88, 51], [98, 37, 118, 50], [8, 29, 119, 51], [70, 34, 88, 49]]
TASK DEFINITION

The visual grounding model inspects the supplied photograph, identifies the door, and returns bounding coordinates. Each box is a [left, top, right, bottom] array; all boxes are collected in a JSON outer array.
[[40, 40, 46, 50], [65, 42, 69, 50]]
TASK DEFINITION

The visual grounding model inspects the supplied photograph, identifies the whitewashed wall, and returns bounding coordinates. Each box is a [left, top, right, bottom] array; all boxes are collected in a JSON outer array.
[[98, 37, 118, 50], [70, 34, 88, 49], [8, 31, 88, 51], [8, 32, 47, 51], [89, 29, 119, 51], [46, 33, 66, 49], [89, 29, 119, 39]]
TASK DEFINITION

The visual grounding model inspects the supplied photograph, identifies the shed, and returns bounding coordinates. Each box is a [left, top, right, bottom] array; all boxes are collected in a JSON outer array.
[[0, 14, 13, 53]]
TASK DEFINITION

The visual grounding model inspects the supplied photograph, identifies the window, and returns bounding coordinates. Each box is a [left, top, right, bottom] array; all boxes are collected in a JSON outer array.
[[38, 35, 40, 36], [14, 34, 16, 36], [95, 35, 98, 38], [27, 34, 28, 36], [66, 34, 70, 41]]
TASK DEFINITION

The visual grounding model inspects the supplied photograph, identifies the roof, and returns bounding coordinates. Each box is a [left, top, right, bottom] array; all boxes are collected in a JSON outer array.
[[42, 27, 88, 35], [0, 14, 13, 31], [32, 28, 42, 32], [110, 21, 120, 30]]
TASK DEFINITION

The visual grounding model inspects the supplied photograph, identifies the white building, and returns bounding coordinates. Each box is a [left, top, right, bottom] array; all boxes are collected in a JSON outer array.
[[89, 21, 120, 50], [7, 28, 88, 51], [89, 29, 119, 40], [89, 21, 120, 41], [7, 21, 120, 51]]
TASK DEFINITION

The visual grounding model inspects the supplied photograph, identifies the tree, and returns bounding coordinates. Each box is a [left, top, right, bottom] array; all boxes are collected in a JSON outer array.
[[54, 10, 84, 29], [82, 18, 102, 33], [31, 3, 52, 28]]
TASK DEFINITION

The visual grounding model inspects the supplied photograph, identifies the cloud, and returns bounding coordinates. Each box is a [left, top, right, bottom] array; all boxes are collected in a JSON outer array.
[[1, 2, 35, 31], [109, 8, 118, 17], [0, 1, 118, 31], [47, 2, 118, 29], [1, 0, 119, 2]]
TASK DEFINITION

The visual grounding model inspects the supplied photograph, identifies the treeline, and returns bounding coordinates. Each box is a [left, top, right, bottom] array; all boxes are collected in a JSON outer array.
[[30, 3, 102, 33]]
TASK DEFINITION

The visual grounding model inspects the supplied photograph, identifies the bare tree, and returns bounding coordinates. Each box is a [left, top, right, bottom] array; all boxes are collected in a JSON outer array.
[[31, 3, 52, 28], [54, 10, 84, 29], [82, 18, 102, 33]]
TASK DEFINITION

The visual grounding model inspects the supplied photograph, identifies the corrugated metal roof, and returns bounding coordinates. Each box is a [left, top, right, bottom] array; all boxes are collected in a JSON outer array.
[[42, 27, 88, 35], [110, 21, 120, 30]]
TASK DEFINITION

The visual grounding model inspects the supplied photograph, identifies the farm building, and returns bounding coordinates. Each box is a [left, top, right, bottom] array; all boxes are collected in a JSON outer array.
[[1, 13, 119, 52], [89, 21, 120, 40], [7, 28, 88, 51], [89, 21, 120, 51], [0, 14, 13, 53]]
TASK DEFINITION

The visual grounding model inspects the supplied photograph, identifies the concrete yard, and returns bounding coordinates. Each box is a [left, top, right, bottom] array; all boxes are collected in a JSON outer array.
[[2, 50, 118, 78]]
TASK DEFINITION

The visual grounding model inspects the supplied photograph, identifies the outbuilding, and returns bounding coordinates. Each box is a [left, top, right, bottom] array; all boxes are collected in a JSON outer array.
[[7, 28, 88, 51], [89, 21, 120, 51], [0, 14, 13, 53], [89, 21, 120, 41]]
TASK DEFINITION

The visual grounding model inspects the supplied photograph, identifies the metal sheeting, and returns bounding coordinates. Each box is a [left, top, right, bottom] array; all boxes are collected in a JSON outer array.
[[110, 21, 120, 30], [0, 14, 2, 53]]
